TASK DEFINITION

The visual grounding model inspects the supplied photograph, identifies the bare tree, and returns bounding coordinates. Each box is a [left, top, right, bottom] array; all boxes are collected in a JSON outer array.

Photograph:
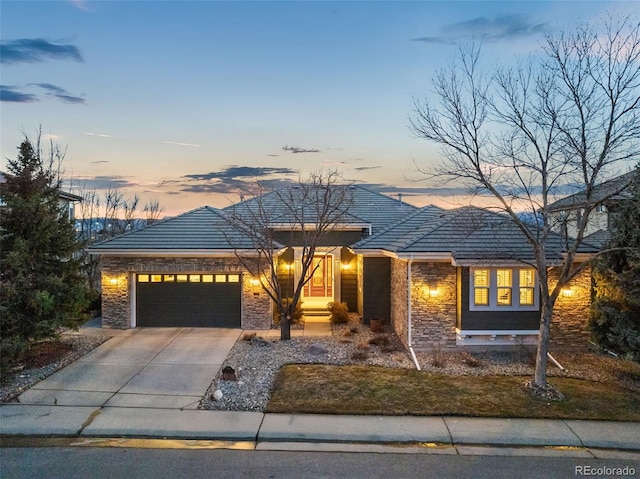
[[224, 170, 354, 340], [410, 16, 640, 388], [144, 198, 165, 225], [75, 185, 163, 288]]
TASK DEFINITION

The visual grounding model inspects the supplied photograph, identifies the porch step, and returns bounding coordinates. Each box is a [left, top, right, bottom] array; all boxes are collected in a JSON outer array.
[[302, 308, 330, 317]]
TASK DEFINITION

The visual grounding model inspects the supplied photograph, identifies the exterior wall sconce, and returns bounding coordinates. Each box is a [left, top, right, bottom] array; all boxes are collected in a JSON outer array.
[[109, 277, 118, 286], [561, 287, 574, 297], [423, 283, 440, 298], [284, 263, 293, 271], [341, 262, 351, 271], [250, 277, 261, 287]]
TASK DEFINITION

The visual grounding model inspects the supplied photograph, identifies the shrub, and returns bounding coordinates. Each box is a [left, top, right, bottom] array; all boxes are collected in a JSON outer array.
[[351, 350, 369, 361], [349, 326, 360, 334], [369, 335, 390, 348], [356, 341, 370, 350], [242, 332, 257, 341], [273, 300, 303, 324], [460, 351, 483, 368], [327, 302, 349, 324], [0, 336, 27, 378], [430, 349, 449, 368]]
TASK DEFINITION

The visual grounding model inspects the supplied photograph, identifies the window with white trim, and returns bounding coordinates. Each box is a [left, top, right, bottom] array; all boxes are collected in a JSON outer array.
[[470, 267, 538, 311]]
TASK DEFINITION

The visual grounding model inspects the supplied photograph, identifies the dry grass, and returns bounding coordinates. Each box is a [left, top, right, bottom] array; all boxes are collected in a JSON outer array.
[[267, 364, 640, 421]]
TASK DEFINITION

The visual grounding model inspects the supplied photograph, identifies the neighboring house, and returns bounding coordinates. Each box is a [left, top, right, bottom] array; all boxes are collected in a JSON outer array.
[[547, 171, 635, 248], [88, 186, 596, 351], [0, 171, 81, 220]]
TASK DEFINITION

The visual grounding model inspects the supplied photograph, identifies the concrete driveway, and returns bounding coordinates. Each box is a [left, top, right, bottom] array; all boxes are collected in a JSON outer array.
[[17, 327, 241, 410]]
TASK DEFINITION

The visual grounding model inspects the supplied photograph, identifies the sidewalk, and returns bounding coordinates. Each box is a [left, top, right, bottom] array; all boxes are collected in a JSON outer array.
[[1, 405, 639, 456]]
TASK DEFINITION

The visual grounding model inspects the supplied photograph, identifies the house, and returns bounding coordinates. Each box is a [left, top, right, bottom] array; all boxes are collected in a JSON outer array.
[[0, 170, 81, 220], [547, 171, 635, 248], [352, 206, 597, 351], [89, 185, 596, 351]]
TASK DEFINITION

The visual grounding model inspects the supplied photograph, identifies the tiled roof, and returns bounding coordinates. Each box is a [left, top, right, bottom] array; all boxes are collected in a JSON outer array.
[[355, 206, 598, 263], [88, 206, 269, 252], [224, 185, 417, 235], [548, 171, 635, 211]]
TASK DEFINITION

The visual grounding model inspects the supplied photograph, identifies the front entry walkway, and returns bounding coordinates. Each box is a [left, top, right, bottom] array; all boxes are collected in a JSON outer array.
[[254, 317, 332, 339], [16, 327, 241, 410]]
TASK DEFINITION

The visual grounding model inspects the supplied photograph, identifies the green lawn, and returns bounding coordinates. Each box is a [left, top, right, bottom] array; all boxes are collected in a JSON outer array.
[[267, 365, 640, 421]]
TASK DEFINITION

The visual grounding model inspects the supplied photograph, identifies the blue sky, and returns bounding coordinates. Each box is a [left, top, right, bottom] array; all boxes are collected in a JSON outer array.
[[1, 1, 636, 215]]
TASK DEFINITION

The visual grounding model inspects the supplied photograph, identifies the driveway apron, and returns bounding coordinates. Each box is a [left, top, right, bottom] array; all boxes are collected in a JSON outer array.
[[16, 328, 241, 410]]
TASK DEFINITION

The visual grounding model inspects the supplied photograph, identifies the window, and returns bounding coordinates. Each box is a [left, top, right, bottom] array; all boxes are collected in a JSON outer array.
[[496, 269, 512, 306], [471, 267, 537, 310], [138, 274, 149, 283], [228, 274, 240, 283], [473, 269, 490, 306], [519, 270, 535, 306], [164, 274, 175, 282], [215, 274, 227, 283], [189, 275, 201, 282], [202, 275, 214, 283], [151, 274, 162, 283]]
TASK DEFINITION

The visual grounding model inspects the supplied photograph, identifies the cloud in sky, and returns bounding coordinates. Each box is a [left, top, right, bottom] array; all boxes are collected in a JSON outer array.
[[412, 14, 548, 45], [353, 166, 381, 172], [0, 85, 38, 103], [30, 83, 85, 104], [163, 141, 200, 147], [74, 175, 138, 190], [183, 166, 296, 181], [1, 38, 84, 64], [86, 132, 113, 138], [165, 165, 298, 195], [282, 145, 320, 154], [1, 83, 85, 104]]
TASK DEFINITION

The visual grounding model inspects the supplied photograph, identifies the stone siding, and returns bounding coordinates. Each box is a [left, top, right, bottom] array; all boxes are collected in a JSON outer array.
[[100, 256, 271, 329], [410, 262, 458, 350], [548, 265, 592, 351], [390, 258, 408, 348]]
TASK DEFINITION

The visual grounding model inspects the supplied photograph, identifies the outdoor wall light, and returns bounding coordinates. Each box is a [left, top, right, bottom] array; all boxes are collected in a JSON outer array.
[[341, 262, 351, 271], [284, 263, 293, 271], [250, 277, 261, 287], [561, 287, 574, 297], [109, 278, 118, 286]]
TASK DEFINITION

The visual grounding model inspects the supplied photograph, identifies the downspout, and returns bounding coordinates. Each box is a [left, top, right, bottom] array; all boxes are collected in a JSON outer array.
[[407, 255, 421, 370]]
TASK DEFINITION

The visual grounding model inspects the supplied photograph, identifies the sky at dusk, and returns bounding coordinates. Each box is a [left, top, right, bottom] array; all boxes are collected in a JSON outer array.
[[1, 1, 637, 216]]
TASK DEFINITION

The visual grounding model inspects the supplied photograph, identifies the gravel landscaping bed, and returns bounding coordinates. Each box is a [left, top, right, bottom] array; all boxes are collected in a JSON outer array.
[[0, 333, 111, 403], [201, 318, 640, 412]]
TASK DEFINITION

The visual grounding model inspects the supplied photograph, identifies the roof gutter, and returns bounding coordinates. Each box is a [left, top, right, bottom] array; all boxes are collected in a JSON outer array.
[[407, 255, 421, 371], [85, 249, 262, 257]]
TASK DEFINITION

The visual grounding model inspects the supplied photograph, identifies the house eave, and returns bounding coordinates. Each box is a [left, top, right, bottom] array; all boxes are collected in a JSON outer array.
[[352, 249, 399, 258], [86, 249, 258, 257], [397, 252, 454, 262]]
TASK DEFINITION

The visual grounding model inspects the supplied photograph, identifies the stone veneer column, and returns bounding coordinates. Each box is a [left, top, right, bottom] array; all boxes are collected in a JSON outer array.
[[548, 265, 592, 351], [390, 258, 408, 348], [409, 262, 457, 350]]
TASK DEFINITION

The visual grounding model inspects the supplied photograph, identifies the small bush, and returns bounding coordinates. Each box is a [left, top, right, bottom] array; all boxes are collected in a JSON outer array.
[[431, 349, 449, 368], [356, 341, 370, 350], [369, 335, 390, 349], [273, 300, 303, 324], [460, 351, 483, 368], [342, 330, 352, 337], [349, 326, 360, 334], [351, 350, 369, 361], [0, 336, 27, 379], [242, 332, 257, 341], [327, 302, 350, 324]]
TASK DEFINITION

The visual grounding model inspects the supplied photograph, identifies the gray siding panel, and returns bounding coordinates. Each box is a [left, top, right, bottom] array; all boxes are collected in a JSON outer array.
[[459, 268, 540, 330], [362, 257, 391, 325]]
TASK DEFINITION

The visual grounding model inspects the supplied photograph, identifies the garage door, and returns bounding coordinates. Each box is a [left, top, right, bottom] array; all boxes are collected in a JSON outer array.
[[136, 273, 241, 327]]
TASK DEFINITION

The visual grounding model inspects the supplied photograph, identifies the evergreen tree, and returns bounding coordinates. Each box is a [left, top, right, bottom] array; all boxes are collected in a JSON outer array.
[[0, 137, 90, 371], [590, 165, 640, 360]]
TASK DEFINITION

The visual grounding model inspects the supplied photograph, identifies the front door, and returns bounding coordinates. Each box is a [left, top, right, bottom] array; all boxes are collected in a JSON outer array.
[[303, 254, 333, 306]]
